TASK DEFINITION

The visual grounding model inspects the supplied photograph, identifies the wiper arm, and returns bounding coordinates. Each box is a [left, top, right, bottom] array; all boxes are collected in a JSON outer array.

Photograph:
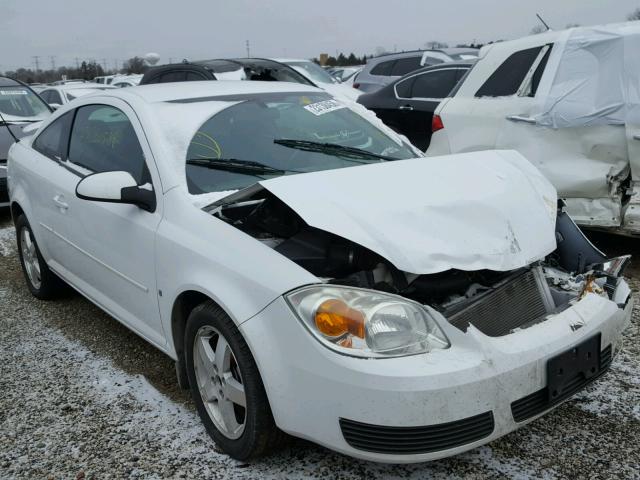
[[0, 119, 40, 125], [186, 158, 288, 175], [274, 138, 397, 162]]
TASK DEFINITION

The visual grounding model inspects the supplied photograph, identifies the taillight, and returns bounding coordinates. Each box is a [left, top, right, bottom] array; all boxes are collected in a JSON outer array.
[[432, 114, 444, 133]]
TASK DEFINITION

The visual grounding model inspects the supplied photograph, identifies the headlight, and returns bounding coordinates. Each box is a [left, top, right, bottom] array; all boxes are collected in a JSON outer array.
[[285, 285, 450, 358]]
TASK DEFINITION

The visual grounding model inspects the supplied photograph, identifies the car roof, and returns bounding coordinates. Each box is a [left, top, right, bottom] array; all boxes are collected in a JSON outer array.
[[399, 59, 475, 76], [46, 84, 116, 91], [437, 47, 479, 55], [270, 58, 309, 63], [104, 80, 323, 105]]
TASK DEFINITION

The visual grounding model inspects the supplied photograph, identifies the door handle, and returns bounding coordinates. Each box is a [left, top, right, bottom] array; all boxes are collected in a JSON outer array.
[[53, 194, 69, 210], [633, 134, 640, 141], [398, 104, 414, 111], [506, 115, 536, 124]]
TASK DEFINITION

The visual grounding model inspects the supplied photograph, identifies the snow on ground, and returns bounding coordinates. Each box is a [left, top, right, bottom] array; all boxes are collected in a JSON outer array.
[[1, 213, 639, 479], [0, 225, 15, 257]]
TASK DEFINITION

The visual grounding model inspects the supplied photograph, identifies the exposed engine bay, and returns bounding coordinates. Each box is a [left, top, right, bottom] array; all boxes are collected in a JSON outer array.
[[210, 191, 630, 337]]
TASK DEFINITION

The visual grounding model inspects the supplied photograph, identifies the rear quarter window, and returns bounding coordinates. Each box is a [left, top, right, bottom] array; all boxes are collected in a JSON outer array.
[[370, 60, 395, 76], [475, 46, 545, 97], [390, 57, 422, 76]]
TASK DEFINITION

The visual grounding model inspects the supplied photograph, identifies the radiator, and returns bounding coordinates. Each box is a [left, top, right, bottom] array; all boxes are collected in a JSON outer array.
[[447, 268, 554, 337]]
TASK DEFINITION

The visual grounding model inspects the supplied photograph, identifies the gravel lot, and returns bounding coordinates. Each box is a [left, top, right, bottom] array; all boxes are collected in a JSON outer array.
[[0, 207, 639, 479]]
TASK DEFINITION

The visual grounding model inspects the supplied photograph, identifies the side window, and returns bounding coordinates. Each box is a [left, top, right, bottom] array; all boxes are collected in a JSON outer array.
[[49, 90, 63, 105], [410, 69, 459, 99], [159, 71, 186, 83], [370, 60, 395, 76], [528, 45, 553, 97], [395, 76, 416, 98], [68, 105, 149, 184], [32, 111, 74, 161], [475, 46, 544, 97], [185, 71, 207, 81], [390, 57, 422, 76], [39, 90, 51, 103]]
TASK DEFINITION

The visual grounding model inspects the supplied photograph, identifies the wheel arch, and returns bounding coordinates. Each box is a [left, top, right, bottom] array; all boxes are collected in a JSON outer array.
[[10, 200, 25, 224]]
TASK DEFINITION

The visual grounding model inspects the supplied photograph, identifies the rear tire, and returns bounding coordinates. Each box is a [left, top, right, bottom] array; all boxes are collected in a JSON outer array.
[[184, 301, 286, 460], [15, 214, 68, 300]]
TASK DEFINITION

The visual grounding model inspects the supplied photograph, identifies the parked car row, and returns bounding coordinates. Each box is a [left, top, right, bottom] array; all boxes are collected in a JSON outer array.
[[5, 59, 633, 465], [0, 21, 636, 466], [139, 57, 362, 101], [37, 83, 116, 109]]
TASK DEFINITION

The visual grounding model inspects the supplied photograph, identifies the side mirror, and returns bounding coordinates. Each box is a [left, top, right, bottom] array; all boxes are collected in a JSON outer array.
[[49, 103, 62, 111], [76, 171, 156, 212]]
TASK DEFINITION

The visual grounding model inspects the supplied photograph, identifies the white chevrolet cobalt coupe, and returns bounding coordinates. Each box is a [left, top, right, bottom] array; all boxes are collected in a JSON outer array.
[[7, 81, 632, 463]]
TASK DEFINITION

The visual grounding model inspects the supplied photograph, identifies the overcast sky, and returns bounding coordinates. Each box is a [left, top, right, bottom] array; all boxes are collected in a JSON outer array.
[[1, 0, 638, 71]]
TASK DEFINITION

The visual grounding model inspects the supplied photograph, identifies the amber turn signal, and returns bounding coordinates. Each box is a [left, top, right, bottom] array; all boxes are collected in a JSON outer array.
[[314, 299, 365, 339]]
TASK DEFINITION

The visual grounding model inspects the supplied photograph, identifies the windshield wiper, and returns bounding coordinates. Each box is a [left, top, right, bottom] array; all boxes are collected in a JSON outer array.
[[186, 157, 289, 175], [0, 119, 40, 125], [273, 138, 398, 162]]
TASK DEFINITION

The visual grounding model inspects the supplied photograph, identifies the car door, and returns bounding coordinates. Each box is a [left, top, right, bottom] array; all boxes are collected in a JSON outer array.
[[433, 44, 551, 155], [20, 111, 75, 264], [393, 68, 464, 151], [48, 101, 166, 347]]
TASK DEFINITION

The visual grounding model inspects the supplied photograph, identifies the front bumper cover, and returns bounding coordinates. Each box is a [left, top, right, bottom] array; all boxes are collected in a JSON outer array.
[[240, 283, 632, 463]]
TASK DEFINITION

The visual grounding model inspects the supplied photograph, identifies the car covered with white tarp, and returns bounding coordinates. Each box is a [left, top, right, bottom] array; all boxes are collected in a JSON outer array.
[[428, 22, 640, 236]]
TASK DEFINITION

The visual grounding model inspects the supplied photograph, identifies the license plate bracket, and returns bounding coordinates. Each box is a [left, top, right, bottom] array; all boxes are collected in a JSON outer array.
[[546, 334, 601, 402]]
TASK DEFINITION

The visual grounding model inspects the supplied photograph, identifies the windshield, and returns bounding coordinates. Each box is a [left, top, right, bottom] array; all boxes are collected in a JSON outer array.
[[185, 92, 416, 194], [286, 61, 337, 84], [0, 85, 50, 121]]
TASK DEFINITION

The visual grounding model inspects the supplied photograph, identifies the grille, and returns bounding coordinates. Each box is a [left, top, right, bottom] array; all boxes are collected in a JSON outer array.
[[0, 176, 7, 203], [448, 268, 552, 337], [511, 344, 612, 422], [339, 411, 495, 455]]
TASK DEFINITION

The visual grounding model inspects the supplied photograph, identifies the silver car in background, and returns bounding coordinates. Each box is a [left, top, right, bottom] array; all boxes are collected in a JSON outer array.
[[354, 48, 478, 93], [0, 77, 51, 208]]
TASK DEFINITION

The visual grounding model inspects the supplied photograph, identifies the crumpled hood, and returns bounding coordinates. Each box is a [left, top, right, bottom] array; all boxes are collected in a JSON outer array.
[[258, 150, 558, 275]]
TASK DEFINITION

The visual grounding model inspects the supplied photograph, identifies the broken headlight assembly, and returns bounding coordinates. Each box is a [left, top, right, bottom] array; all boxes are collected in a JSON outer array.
[[285, 285, 450, 358]]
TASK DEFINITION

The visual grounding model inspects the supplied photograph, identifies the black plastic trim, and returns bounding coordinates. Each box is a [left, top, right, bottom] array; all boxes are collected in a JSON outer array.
[[339, 411, 494, 455]]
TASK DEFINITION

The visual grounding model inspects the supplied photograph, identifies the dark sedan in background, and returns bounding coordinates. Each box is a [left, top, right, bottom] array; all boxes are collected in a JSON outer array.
[[357, 61, 473, 151]]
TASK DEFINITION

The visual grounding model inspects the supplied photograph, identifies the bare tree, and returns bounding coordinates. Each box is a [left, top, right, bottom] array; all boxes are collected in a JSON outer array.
[[123, 56, 147, 74], [628, 8, 640, 20]]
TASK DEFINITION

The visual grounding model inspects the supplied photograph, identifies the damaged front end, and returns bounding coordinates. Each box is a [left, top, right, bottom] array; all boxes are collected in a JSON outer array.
[[209, 190, 631, 344]]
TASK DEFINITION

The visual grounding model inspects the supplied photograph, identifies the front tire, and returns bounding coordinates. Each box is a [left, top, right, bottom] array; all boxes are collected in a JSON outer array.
[[15, 214, 68, 300], [184, 301, 286, 460]]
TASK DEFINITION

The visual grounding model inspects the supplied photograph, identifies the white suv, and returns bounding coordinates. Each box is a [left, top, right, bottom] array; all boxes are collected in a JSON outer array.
[[428, 22, 640, 236], [8, 81, 632, 463]]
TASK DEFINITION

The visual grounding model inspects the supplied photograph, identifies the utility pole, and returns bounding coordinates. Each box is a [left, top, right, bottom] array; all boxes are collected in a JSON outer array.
[[75, 57, 80, 69], [102, 58, 107, 72], [50, 56, 56, 70], [246, 40, 251, 58], [32, 56, 41, 72]]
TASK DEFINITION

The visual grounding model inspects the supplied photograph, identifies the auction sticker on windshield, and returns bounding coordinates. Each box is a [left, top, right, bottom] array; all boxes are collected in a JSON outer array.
[[303, 99, 345, 116], [0, 90, 28, 95]]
